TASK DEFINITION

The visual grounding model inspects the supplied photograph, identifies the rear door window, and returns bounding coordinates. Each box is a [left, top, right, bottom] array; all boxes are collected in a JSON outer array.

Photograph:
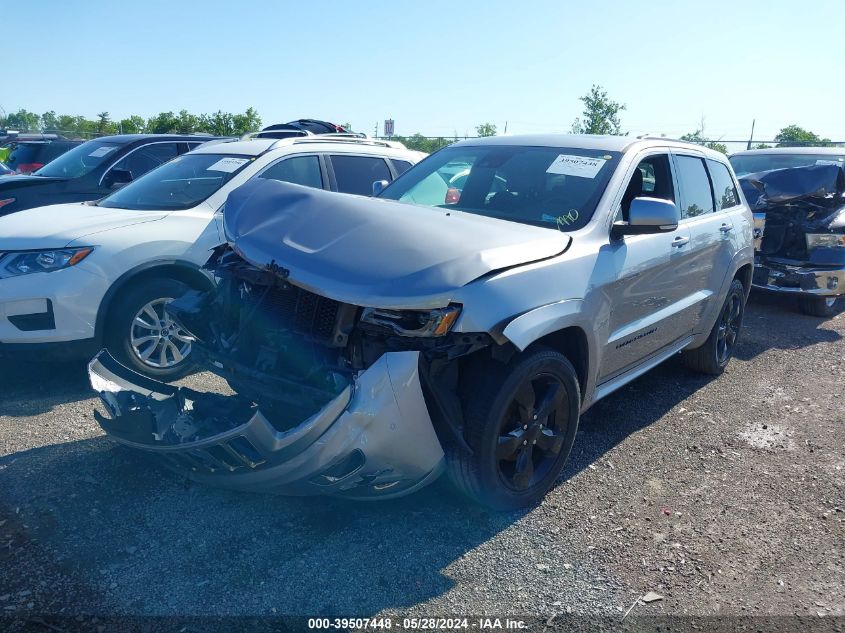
[[706, 159, 739, 211], [329, 155, 392, 195], [674, 155, 714, 218], [258, 155, 323, 189]]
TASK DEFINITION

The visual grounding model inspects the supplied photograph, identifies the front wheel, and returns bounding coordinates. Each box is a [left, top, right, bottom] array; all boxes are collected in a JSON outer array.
[[105, 277, 196, 381], [447, 347, 580, 511], [799, 295, 839, 318], [683, 279, 745, 375]]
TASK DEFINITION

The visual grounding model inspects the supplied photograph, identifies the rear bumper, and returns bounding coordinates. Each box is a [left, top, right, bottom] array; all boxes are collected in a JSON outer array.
[[89, 350, 445, 499], [752, 260, 845, 297]]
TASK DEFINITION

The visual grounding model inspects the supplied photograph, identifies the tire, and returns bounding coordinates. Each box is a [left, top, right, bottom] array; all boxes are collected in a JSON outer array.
[[446, 346, 581, 511], [799, 295, 839, 318], [682, 279, 745, 375], [104, 277, 196, 381]]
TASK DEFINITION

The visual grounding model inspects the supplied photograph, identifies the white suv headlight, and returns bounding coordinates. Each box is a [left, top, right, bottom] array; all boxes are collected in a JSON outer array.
[[806, 234, 845, 250], [0, 247, 95, 278]]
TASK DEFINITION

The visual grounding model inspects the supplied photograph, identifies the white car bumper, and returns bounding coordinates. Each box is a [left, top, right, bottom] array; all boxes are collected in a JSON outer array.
[[0, 265, 109, 347]]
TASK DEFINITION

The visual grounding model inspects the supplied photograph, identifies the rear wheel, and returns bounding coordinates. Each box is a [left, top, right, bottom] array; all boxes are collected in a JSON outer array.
[[105, 277, 196, 381], [447, 347, 580, 511], [683, 279, 745, 375], [799, 295, 839, 318]]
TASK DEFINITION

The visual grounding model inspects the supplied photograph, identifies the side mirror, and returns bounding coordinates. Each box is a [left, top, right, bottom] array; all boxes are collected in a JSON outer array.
[[372, 179, 390, 196], [104, 168, 133, 189], [611, 197, 679, 240]]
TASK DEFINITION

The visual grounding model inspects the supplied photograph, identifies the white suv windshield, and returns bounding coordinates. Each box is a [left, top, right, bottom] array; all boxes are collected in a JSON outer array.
[[98, 154, 254, 211], [379, 145, 620, 230]]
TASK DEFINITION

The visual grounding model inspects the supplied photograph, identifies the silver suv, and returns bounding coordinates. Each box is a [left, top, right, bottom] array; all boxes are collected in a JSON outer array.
[[90, 134, 754, 510]]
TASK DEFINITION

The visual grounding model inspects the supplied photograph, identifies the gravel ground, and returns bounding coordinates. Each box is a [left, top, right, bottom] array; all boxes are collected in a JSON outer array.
[[0, 292, 843, 629]]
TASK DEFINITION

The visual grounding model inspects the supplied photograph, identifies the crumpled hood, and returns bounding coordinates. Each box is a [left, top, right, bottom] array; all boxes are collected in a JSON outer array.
[[223, 179, 570, 308], [0, 203, 169, 250]]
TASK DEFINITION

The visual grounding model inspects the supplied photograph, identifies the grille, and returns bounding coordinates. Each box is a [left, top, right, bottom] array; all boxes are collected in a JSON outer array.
[[248, 283, 342, 342], [157, 436, 266, 474]]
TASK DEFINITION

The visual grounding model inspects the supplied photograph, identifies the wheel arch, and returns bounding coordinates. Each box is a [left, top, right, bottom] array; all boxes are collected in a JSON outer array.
[[95, 260, 214, 341], [529, 326, 589, 399], [734, 262, 753, 298]]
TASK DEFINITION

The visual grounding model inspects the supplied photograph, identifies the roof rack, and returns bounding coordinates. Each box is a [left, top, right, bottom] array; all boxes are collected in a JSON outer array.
[[285, 137, 407, 150]]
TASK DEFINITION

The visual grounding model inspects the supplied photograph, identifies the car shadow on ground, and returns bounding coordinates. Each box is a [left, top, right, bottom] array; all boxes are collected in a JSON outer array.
[[0, 358, 92, 417]]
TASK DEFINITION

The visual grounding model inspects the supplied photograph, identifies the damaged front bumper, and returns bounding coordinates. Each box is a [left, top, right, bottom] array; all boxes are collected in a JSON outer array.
[[89, 350, 445, 499], [752, 258, 845, 297]]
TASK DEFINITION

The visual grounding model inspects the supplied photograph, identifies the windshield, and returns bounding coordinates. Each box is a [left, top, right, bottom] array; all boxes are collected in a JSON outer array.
[[730, 153, 845, 177], [98, 153, 254, 211], [34, 140, 123, 178], [379, 145, 620, 230]]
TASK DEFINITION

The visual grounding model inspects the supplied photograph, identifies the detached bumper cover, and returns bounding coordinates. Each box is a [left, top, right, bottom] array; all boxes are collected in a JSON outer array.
[[89, 350, 445, 499], [752, 259, 845, 297]]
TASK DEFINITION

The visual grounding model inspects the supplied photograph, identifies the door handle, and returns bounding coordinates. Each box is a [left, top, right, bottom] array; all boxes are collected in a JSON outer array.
[[719, 223, 734, 233], [671, 236, 690, 248]]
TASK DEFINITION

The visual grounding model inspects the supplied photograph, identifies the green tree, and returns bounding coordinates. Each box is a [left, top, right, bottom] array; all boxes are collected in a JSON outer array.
[[96, 112, 112, 135], [572, 85, 626, 135], [475, 123, 497, 137], [6, 109, 41, 131], [119, 116, 146, 134], [774, 124, 831, 147], [753, 143, 772, 150], [231, 107, 262, 135], [680, 129, 728, 154], [177, 109, 199, 134], [147, 111, 180, 134], [41, 111, 59, 132]]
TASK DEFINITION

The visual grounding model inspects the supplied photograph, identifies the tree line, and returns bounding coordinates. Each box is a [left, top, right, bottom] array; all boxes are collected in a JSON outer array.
[[1, 88, 836, 152], [0, 108, 262, 138]]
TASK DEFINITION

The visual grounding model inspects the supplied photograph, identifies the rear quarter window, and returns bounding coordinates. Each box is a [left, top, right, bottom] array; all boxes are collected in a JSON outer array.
[[706, 159, 739, 210]]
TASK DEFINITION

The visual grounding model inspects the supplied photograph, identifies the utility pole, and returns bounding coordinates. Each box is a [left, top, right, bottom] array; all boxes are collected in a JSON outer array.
[[747, 119, 756, 150], [504, 121, 508, 135], [374, 122, 378, 139]]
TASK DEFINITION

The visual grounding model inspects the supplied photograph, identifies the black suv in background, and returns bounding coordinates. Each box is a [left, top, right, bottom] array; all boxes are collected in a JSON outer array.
[[0, 134, 222, 215], [3, 137, 83, 174]]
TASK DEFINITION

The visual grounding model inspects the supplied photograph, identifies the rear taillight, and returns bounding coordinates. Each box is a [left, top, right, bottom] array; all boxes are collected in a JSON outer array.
[[0, 198, 15, 209], [15, 163, 44, 174]]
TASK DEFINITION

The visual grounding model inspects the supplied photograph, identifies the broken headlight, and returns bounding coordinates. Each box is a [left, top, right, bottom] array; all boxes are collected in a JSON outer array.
[[360, 305, 461, 337], [806, 233, 845, 249], [0, 247, 95, 278]]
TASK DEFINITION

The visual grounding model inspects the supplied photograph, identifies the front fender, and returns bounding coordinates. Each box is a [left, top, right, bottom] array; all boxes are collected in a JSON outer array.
[[501, 299, 584, 351]]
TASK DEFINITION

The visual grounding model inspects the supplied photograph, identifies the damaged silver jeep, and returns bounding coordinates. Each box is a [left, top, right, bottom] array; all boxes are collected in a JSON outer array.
[[91, 135, 754, 509]]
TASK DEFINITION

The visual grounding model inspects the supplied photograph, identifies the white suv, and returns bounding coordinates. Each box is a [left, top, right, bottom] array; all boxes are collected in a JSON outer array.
[[0, 136, 424, 378]]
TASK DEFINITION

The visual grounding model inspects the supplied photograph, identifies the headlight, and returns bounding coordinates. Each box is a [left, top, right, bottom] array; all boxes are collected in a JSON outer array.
[[360, 305, 461, 337], [806, 234, 845, 250], [0, 247, 95, 278]]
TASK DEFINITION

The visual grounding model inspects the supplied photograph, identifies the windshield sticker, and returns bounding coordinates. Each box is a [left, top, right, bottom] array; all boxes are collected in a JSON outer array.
[[89, 146, 117, 158], [207, 157, 250, 173], [816, 159, 844, 166], [546, 154, 607, 178]]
